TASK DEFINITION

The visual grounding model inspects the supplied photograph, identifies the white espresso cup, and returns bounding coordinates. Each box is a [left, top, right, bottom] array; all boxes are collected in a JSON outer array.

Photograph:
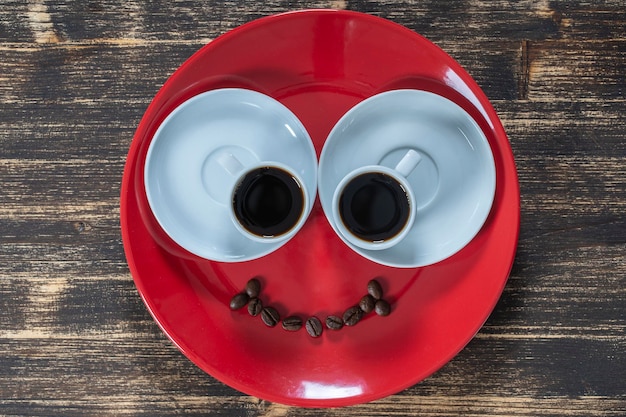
[[216, 152, 310, 243], [331, 149, 422, 251]]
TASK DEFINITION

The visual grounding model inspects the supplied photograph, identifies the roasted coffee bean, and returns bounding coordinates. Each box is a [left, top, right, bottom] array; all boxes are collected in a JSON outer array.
[[305, 316, 323, 337], [325, 315, 343, 330], [229, 293, 249, 310], [375, 299, 391, 316], [343, 306, 364, 326], [367, 279, 383, 300], [247, 297, 263, 316], [245, 277, 261, 298], [282, 315, 303, 331], [261, 306, 280, 327], [359, 294, 376, 313]]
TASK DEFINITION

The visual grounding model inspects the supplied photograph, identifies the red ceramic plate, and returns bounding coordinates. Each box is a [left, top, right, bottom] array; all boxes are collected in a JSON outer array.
[[121, 10, 519, 407]]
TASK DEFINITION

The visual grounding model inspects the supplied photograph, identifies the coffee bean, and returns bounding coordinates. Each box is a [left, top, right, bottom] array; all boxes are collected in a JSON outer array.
[[375, 299, 391, 316], [359, 294, 376, 313], [261, 306, 280, 327], [247, 297, 263, 316], [245, 277, 261, 298], [282, 315, 303, 331], [325, 315, 343, 330], [305, 316, 323, 337], [367, 279, 383, 300], [343, 306, 364, 326], [229, 293, 249, 310]]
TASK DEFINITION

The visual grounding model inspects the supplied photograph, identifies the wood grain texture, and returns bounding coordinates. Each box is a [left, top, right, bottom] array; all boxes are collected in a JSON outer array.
[[1, 0, 624, 416]]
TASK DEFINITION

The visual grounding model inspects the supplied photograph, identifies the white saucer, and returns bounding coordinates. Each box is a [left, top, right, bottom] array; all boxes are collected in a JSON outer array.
[[144, 88, 317, 262], [318, 90, 496, 267]]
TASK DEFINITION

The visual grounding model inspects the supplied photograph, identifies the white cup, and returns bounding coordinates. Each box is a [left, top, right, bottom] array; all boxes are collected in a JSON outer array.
[[331, 149, 421, 251], [216, 152, 310, 243]]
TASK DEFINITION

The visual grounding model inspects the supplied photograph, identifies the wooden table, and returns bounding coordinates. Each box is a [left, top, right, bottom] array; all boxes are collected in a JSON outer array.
[[1, 1, 624, 415]]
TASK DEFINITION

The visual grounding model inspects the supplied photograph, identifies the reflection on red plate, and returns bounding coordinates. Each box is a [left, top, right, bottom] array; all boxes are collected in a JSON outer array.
[[120, 10, 519, 407]]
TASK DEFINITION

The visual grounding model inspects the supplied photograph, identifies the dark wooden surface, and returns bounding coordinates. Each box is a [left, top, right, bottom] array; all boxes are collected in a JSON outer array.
[[1, 1, 625, 415]]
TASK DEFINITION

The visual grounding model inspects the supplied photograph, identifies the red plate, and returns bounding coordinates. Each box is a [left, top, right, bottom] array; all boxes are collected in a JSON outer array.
[[121, 10, 519, 407]]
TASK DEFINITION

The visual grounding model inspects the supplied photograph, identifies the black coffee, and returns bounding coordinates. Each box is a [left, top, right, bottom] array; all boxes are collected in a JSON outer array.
[[339, 172, 410, 242], [233, 167, 304, 237]]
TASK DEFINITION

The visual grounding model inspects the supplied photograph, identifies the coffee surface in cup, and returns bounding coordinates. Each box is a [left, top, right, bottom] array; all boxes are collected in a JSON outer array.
[[233, 167, 304, 237], [339, 172, 410, 242]]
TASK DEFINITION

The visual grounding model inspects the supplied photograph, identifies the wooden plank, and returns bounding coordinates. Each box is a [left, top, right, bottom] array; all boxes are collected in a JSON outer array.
[[2, 1, 625, 44], [440, 39, 626, 101], [347, 0, 626, 41], [0, 240, 622, 332], [0, 393, 624, 416], [0, 335, 623, 415], [0, 0, 350, 44], [0, 234, 623, 330], [0, 275, 145, 333], [0, 39, 624, 121], [2, 98, 624, 216]]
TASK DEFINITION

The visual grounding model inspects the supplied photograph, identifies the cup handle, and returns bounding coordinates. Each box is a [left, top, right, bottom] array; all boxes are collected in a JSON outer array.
[[217, 152, 246, 177], [394, 149, 422, 177]]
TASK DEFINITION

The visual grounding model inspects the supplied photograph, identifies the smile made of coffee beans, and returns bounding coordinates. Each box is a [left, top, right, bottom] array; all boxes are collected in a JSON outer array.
[[229, 277, 391, 338]]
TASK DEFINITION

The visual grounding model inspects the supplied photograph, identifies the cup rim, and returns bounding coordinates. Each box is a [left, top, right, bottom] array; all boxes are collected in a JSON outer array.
[[331, 165, 416, 251], [229, 161, 310, 244]]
